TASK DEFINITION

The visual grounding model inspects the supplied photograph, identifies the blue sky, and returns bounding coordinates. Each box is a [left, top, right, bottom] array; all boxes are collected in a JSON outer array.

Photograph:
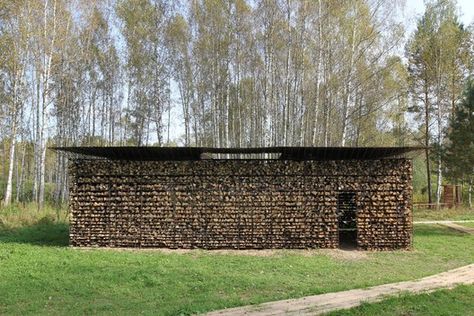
[[407, 0, 474, 28]]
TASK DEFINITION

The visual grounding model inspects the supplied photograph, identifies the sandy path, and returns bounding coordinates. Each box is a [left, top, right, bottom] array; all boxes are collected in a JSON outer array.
[[205, 264, 474, 316], [414, 220, 474, 235], [414, 220, 474, 224], [438, 222, 474, 234]]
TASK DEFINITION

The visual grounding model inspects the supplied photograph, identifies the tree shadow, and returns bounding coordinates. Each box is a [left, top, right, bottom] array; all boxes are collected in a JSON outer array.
[[1, 222, 466, 248], [0, 220, 69, 247]]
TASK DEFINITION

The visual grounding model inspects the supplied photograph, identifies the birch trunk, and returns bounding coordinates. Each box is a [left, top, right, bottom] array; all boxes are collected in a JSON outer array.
[[341, 25, 357, 146], [33, 75, 40, 203], [435, 61, 443, 206], [15, 142, 26, 203], [3, 72, 20, 206], [38, 132, 47, 210], [3, 134, 16, 206], [38, 0, 57, 210], [283, 0, 292, 146], [311, 0, 322, 146], [424, 76, 432, 205], [435, 152, 442, 206]]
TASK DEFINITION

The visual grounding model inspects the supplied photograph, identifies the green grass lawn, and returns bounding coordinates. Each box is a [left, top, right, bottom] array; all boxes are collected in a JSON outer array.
[[0, 219, 473, 315], [327, 285, 474, 316], [1, 204, 474, 315], [414, 207, 474, 221], [460, 222, 474, 228]]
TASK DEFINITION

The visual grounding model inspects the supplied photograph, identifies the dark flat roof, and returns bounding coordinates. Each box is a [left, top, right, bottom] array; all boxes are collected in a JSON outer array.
[[52, 146, 424, 161]]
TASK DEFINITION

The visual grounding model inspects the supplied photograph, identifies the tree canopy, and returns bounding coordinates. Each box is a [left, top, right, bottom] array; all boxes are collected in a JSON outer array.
[[0, 0, 473, 206]]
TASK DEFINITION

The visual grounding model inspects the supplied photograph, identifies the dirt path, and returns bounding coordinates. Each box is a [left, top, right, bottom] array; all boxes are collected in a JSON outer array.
[[414, 220, 474, 235], [438, 222, 474, 235], [414, 220, 474, 224], [205, 264, 474, 316]]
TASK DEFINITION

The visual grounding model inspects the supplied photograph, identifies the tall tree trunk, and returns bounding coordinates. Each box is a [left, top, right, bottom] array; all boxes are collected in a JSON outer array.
[[311, 0, 322, 146], [15, 142, 26, 203], [33, 74, 40, 204], [167, 83, 171, 144], [469, 177, 472, 209], [435, 152, 442, 206], [283, 0, 292, 146], [341, 25, 357, 147], [4, 74, 20, 206], [37, 0, 57, 210], [3, 132, 16, 206], [424, 79, 432, 205], [38, 132, 47, 210], [435, 60, 443, 206]]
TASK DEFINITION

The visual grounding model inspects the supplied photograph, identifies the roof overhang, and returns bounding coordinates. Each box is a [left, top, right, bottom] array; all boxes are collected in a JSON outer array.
[[51, 146, 425, 161]]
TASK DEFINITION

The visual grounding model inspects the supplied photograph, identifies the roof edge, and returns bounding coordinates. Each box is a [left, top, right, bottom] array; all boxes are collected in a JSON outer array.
[[50, 146, 425, 161]]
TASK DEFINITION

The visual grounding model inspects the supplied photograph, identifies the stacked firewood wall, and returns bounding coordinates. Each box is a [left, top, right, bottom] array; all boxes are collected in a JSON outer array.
[[69, 159, 412, 250]]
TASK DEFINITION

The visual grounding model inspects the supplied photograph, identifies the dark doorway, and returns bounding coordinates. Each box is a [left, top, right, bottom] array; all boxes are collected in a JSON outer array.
[[337, 192, 357, 249]]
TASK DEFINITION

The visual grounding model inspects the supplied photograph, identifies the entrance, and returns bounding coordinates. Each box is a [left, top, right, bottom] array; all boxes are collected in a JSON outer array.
[[337, 192, 357, 249]]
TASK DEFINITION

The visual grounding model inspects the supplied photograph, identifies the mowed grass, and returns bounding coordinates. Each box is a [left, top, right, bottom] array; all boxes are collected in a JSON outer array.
[[414, 207, 474, 221], [327, 285, 474, 316], [1, 206, 474, 315]]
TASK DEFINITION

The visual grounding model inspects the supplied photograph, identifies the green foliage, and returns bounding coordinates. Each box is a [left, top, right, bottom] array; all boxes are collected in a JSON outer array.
[[2, 0, 473, 206], [115, 0, 171, 146], [0, 180, 57, 204], [0, 202, 68, 229], [406, 0, 471, 203], [327, 284, 474, 316], [413, 156, 428, 200], [0, 212, 473, 315], [444, 78, 474, 181]]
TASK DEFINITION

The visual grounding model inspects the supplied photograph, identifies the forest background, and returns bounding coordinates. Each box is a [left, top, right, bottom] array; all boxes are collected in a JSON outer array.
[[1, 0, 474, 209]]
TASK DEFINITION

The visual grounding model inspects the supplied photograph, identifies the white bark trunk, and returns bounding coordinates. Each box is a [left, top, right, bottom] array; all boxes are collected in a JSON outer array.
[[4, 71, 21, 206], [436, 154, 442, 205], [3, 137, 16, 206], [38, 137, 47, 209], [37, 0, 57, 210], [225, 60, 230, 148], [283, 0, 292, 146], [16, 143, 26, 203], [435, 50, 443, 206], [341, 24, 357, 147], [311, 0, 322, 146]]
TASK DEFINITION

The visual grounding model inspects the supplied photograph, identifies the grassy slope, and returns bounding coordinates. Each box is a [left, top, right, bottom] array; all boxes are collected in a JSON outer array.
[[413, 207, 474, 221], [327, 285, 474, 316], [0, 222, 473, 316]]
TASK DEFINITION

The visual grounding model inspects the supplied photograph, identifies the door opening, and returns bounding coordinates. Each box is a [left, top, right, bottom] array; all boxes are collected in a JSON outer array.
[[337, 192, 357, 249]]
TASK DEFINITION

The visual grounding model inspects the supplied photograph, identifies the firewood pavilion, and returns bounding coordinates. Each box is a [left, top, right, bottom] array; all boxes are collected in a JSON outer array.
[[55, 146, 421, 250]]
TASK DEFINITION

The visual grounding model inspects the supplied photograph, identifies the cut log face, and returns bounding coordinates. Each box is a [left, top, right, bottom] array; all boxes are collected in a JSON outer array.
[[68, 159, 413, 250]]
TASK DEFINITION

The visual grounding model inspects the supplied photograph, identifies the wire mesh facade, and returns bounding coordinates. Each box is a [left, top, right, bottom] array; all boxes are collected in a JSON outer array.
[[65, 150, 414, 250]]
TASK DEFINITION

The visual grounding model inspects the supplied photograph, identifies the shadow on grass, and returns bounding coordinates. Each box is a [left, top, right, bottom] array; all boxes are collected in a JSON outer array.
[[0, 220, 69, 247], [0, 222, 466, 249], [414, 224, 467, 237]]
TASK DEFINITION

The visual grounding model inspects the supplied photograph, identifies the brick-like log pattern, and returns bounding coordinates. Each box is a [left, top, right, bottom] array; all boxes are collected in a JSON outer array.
[[69, 159, 412, 250]]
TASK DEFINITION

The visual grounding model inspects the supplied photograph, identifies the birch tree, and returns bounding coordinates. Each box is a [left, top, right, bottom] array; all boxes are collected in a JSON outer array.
[[0, 0, 28, 205], [25, 0, 71, 209], [1, 0, 472, 207], [117, 0, 171, 146], [407, 0, 470, 205]]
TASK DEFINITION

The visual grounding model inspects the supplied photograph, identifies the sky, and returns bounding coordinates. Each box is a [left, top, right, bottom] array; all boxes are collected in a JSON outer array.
[[407, 0, 474, 29]]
